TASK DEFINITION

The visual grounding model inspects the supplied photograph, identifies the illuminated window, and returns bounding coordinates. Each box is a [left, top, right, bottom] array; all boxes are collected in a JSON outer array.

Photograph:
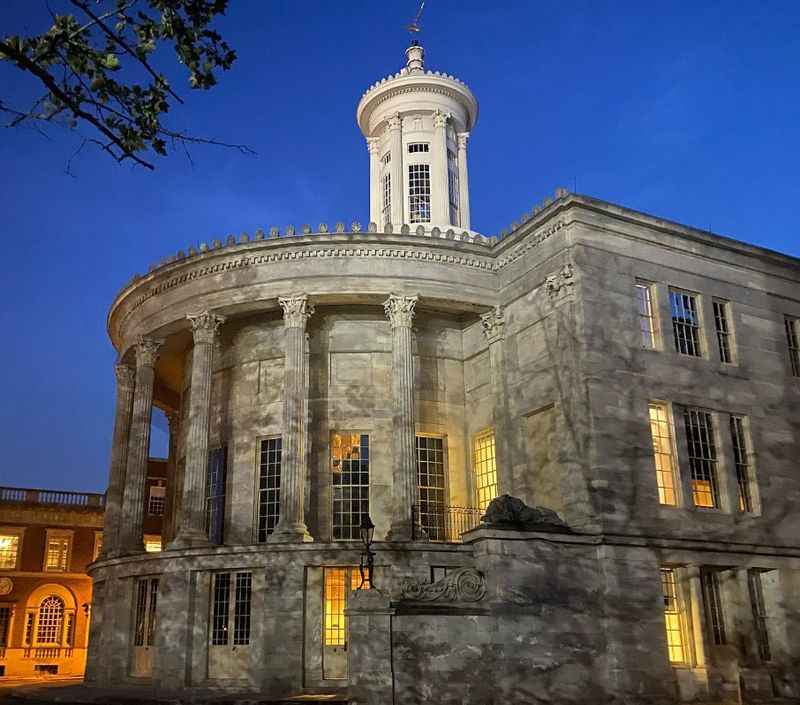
[[408, 164, 431, 223], [257, 437, 282, 542], [447, 149, 459, 226], [93, 532, 103, 561], [786, 316, 800, 376], [670, 290, 702, 357], [64, 612, 75, 647], [712, 300, 733, 363], [323, 567, 347, 647], [648, 403, 678, 506], [748, 570, 771, 662], [44, 531, 72, 572], [416, 436, 446, 541], [36, 596, 64, 645], [147, 483, 166, 515], [133, 577, 158, 647], [0, 532, 21, 569], [661, 568, 686, 664], [684, 409, 719, 508], [730, 416, 754, 512], [635, 282, 658, 349], [144, 535, 162, 553], [211, 571, 252, 647], [407, 142, 429, 153], [205, 446, 227, 545], [0, 607, 10, 648], [382, 173, 391, 224], [24, 612, 34, 646], [473, 431, 497, 512], [331, 433, 369, 541], [701, 569, 726, 645]]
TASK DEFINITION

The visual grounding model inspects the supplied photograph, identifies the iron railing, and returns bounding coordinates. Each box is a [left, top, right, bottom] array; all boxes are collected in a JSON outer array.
[[412, 504, 482, 542], [0, 487, 105, 508]]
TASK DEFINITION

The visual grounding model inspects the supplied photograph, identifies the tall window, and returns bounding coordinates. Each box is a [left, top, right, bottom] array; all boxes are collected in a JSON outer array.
[[205, 446, 227, 545], [648, 403, 678, 506], [0, 606, 10, 648], [701, 569, 727, 645], [473, 431, 497, 512], [331, 433, 369, 541], [712, 300, 733, 363], [670, 290, 702, 357], [408, 164, 431, 223], [730, 416, 754, 512], [786, 316, 800, 376], [447, 149, 459, 226], [635, 282, 658, 349], [36, 596, 64, 645], [133, 577, 159, 647], [381, 173, 392, 224], [661, 568, 686, 664], [257, 437, 282, 542], [44, 532, 71, 572], [0, 533, 20, 569], [416, 436, 446, 541], [147, 482, 166, 515], [684, 409, 719, 508], [211, 572, 252, 647], [748, 570, 771, 662], [323, 567, 364, 647]]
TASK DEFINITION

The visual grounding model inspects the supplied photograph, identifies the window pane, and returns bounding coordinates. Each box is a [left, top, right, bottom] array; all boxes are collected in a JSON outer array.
[[661, 569, 686, 664], [636, 283, 657, 349], [701, 569, 727, 645], [648, 403, 678, 505], [45, 537, 70, 571], [416, 436, 446, 541], [331, 433, 369, 541], [684, 409, 719, 508], [0, 535, 19, 569], [233, 572, 252, 646], [258, 437, 282, 542], [408, 164, 431, 223], [712, 300, 733, 363], [323, 568, 347, 646], [730, 416, 753, 512], [473, 432, 497, 512], [748, 570, 771, 662], [0, 607, 10, 648], [36, 596, 64, 645], [670, 290, 702, 357], [382, 173, 392, 224], [205, 446, 227, 545], [786, 317, 800, 377], [211, 573, 230, 646]]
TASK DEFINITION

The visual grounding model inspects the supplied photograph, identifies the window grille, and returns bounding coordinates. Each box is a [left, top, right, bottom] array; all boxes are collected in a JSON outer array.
[[36, 596, 64, 645], [407, 142, 429, 153], [635, 282, 658, 349], [24, 612, 34, 646], [65, 612, 75, 647], [447, 149, 459, 226], [211, 573, 230, 645], [786, 317, 800, 376], [416, 436, 446, 540], [45, 536, 70, 572], [712, 300, 733, 363], [257, 437, 282, 542], [730, 416, 753, 512], [473, 431, 497, 512], [748, 570, 771, 661], [233, 572, 252, 646], [382, 173, 392, 224], [205, 446, 227, 545], [0, 607, 10, 647], [670, 290, 702, 357], [331, 433, 370, 541], [323, 567, 347, 647], [684, 409, 719, 508], [133, 577, 158, 647], [147, 484, 166, 515], [381, 151, 391, 165], [408, 164, 431, 223], [660, 568, 686, 664], [0, 535, 19, 569], [701, 569, 726, 645], [648, 403, 678, 506]]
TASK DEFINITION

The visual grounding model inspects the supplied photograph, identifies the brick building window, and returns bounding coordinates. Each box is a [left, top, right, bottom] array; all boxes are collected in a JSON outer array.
[[331, 433, 370, 541], [473, 431, 497, 512], [636, 282, 659, 349], [257, 437, 282, 542], [683, 409, 719, 508], [44, 531, 72, 572], [416, 436, 446, 540], [730, 416, 754, 512], [786, 316, 800, 376], [661, 568, 687, 664], [35, 596, 64, 645], [701, 569, 727, 645], [712, 299, 733, 363], [0, 531, 21, 570], [670, 290, 702, 357], [648, 403, 679, 506]]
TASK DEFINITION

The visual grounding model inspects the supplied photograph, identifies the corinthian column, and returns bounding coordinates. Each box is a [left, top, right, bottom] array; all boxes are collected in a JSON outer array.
[[171, 311, 226, 548], [456, 132, 471, 230], [481, 306, 510, 497], [102, 363, 135, 557], [269, 295, 314, 543], [384, 294, 421, 541], [432, 109, 450, 226], [119, 337, 163, 554], [367, 137, 381, 226]]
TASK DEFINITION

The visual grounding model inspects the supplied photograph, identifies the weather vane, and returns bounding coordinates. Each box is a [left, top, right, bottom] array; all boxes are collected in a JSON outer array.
[[406, 0, 426, 35]]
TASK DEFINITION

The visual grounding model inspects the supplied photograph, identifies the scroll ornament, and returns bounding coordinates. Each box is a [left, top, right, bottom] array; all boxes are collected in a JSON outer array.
[[400, 567, 486, 602]]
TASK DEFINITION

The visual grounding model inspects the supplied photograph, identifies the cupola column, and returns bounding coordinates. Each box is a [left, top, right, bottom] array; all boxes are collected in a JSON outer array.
[[119, 337, 163, 554], [432, 109, 450, 226], [171, 311, 226, 548], [384, 294, 423, 541], [481, 306, 511, 496], [367, 137, 381, 226], [102, 363, 135, 557], [269, 294, 314, 543], [388, 113, 404, 227], [457, 132, 471, 230]]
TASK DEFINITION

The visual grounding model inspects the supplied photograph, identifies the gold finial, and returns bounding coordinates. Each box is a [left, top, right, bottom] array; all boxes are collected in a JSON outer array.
[[406, 0, 426, 35]]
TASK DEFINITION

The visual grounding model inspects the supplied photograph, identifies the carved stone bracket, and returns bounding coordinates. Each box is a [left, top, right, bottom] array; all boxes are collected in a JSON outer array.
[[383, 294, 418, 329], [480, 305, 505, 344], [279, 294, 315, 328], [400, 567, 486, 603], [187, 311, 226, 345], [545, 262, 575, 300]]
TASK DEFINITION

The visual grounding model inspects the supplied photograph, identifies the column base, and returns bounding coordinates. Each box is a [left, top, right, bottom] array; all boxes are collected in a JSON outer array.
[[167, 528, 210, 550], [386, 521, 428, 543], [267, 522, 314, 543]]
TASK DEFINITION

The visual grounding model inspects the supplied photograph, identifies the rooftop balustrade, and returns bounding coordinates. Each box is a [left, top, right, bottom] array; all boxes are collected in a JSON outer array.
[[0, 486, 105, 509]]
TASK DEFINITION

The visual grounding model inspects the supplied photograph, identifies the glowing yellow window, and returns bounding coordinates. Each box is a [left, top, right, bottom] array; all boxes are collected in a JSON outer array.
[[44, 535, 71, 572], [324, 568, 347, 647], [473, 431, 497, 512], [661, 568, 686, 664], [648, 403, 678, 506], [144, 535, 162, 553], [0, 535, 20, 569]]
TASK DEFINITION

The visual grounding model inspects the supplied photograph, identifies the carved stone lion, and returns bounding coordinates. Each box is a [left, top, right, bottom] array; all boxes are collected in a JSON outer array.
[[480, 494, 570, 532]]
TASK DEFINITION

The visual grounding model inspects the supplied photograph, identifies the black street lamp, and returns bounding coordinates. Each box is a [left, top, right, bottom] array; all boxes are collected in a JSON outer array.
[[358, 513, 375, 590]]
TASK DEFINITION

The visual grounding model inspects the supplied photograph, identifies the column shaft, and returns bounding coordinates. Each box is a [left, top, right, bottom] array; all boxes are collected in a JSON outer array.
[[119, 338, 162, 553], [367, 138, 380, 226], [481, 307, 511, 496], [103, 364, 135, 557], [388, 114, 404, 227], [457, 132, 471, 230], [161, 411, 179, 546], [432, 110, 450, 226]]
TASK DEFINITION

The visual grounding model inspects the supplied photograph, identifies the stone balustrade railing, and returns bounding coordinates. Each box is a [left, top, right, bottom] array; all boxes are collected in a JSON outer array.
[[0, 486, 106, 508]]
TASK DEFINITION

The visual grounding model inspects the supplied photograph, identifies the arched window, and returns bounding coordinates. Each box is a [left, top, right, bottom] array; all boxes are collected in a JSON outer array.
[[36, 595, 64, 645]]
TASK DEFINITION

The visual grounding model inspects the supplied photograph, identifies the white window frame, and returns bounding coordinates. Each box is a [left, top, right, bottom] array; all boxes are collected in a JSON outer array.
[[669, 288, 704, 358], [635, 280, 660, 350], [647, 401, 681, 507], [712, 298, 735, 364], [0, 527, 24, 571], [43, 529, 73, 573]]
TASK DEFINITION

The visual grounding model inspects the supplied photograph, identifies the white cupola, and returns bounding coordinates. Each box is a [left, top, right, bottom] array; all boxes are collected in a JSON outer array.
[[356, 41, 479, 232]]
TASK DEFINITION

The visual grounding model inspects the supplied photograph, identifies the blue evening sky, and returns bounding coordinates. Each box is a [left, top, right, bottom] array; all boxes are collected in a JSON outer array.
[[0, 1, 798, 492]]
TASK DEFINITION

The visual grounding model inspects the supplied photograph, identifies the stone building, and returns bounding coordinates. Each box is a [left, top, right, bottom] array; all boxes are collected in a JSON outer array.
[[0, 486, 104, 678], [87, 41, 800, 704]]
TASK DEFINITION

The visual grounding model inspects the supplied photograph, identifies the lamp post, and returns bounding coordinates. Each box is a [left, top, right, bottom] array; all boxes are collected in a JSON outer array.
[[358, 514, 375, 590]]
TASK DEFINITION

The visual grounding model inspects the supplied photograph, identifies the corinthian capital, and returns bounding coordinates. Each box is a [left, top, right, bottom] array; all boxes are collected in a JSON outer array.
[[366, 137, 380, 154], [114, 362, 135, 388], [480, 306, 505, 344], [387, 113, 402, 131], [384, 294, 418, 329], [279, 294, 315, 328], [433, 109, 448, 129], [457, 132, 470, 150], [134, 337, 164, 369], [187, 311, 226, 345]]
